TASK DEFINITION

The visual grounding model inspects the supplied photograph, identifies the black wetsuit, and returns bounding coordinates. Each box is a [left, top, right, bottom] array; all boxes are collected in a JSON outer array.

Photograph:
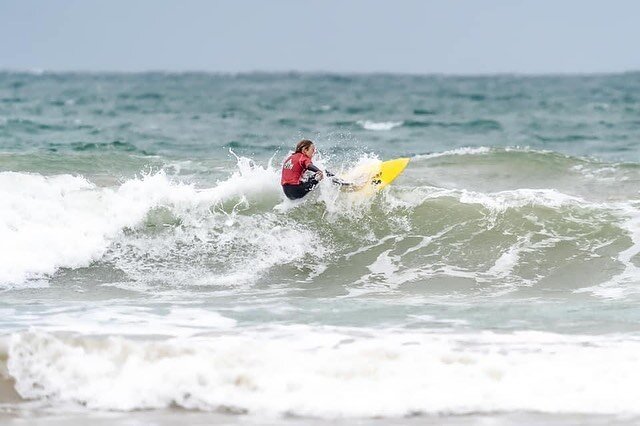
[[282, 176, 320, 200], [281, 163, 347, 200], [282, 162, 323, 200]]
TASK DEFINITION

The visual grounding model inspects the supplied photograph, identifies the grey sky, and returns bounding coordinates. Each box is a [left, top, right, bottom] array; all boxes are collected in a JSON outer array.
[[1, 0, 638, 74]]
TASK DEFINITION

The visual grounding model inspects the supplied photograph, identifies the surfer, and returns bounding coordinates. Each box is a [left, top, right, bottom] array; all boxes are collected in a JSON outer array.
[[281, 139, 327, 200]]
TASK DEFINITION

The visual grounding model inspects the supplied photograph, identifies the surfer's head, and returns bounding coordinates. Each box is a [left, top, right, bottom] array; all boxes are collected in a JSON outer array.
[[295, 139, 315, 157]]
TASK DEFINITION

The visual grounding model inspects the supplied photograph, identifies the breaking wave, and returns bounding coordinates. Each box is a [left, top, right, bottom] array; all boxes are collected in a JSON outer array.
[[0, 148, 638, 300]]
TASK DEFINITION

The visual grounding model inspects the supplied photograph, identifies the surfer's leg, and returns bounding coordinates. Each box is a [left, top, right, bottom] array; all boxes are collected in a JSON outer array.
[[283, 184, 311, 200], [299, 177, 322, 196], [283, 185, 303, 200], [302, 177, 319, 192], [282, 178, 320, 200]]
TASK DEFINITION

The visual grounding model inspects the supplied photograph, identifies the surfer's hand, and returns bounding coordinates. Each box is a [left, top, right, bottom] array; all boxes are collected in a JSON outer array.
[[315, 171, 324, 181]]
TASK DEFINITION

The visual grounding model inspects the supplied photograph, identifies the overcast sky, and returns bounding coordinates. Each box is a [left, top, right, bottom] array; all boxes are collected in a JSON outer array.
[[1, 0, 638, 74]]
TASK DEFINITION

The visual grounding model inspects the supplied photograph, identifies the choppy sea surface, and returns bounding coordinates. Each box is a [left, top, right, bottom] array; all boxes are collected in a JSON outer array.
[[1, 71, 640, 425]]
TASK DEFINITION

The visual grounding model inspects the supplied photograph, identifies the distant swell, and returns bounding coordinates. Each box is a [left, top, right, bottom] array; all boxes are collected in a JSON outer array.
[[534, 134, 598, 142], [404, 119, 502, 130], [48, 140, 153, 154]]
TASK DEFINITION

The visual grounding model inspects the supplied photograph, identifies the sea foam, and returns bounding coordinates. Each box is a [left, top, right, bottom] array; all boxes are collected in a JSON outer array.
[[6, 327, 640, 417], [0, 156, 282, 287], [357, 120, 403, 131]]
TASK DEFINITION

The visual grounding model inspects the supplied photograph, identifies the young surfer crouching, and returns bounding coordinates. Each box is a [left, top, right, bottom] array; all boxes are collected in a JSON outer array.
[[281, 139, 326, 200], [281, 139, 354, 200]]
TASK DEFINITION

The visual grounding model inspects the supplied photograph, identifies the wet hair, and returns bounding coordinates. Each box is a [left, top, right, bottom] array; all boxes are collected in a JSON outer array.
[[294, 139, 314, 153]]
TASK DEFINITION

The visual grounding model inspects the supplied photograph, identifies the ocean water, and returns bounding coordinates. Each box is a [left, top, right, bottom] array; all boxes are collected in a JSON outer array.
[[1, 71, 640, 424]]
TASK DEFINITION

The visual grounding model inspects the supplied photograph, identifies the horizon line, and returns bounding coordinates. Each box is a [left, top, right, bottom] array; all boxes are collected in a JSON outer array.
[[1, 68, 639, 78]]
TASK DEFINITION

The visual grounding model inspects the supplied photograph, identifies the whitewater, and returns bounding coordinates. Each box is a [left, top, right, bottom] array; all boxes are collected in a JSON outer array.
[[1, 71, 640, 425]]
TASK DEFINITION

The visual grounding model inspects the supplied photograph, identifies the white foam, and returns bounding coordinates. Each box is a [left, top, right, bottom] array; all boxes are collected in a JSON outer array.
[[7, 327, 640, 417], [357, 120, 403, 131], [570, 164, 626, 183], [102, 157, 321, 288], [485, 235, 530, 278], [394, 186, 585, 213], [457, 188, 584, 212], [578, 201, 640, 299], [0, 172, 131, 285], [414, 146, 492, 159], [0, 155, 284, 287]]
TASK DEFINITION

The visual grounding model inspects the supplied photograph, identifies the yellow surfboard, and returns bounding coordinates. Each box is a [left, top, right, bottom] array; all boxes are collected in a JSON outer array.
[[338, 157, 410, 194]]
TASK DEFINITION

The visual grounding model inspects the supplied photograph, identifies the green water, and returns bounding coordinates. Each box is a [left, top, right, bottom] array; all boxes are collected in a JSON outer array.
[[1, 71, 640, 420]]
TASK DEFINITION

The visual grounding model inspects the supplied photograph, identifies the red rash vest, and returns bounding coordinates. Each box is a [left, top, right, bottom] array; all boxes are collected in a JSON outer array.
[[281, 152, 312, 185]]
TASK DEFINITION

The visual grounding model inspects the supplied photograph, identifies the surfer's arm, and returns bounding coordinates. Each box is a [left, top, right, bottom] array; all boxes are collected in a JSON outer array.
[[331, 177, 353, 187], [307, 164, 321, 173], [307, 164, 337, 177], [308, 165, 348, 186], [307, 163, 325, 179]]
